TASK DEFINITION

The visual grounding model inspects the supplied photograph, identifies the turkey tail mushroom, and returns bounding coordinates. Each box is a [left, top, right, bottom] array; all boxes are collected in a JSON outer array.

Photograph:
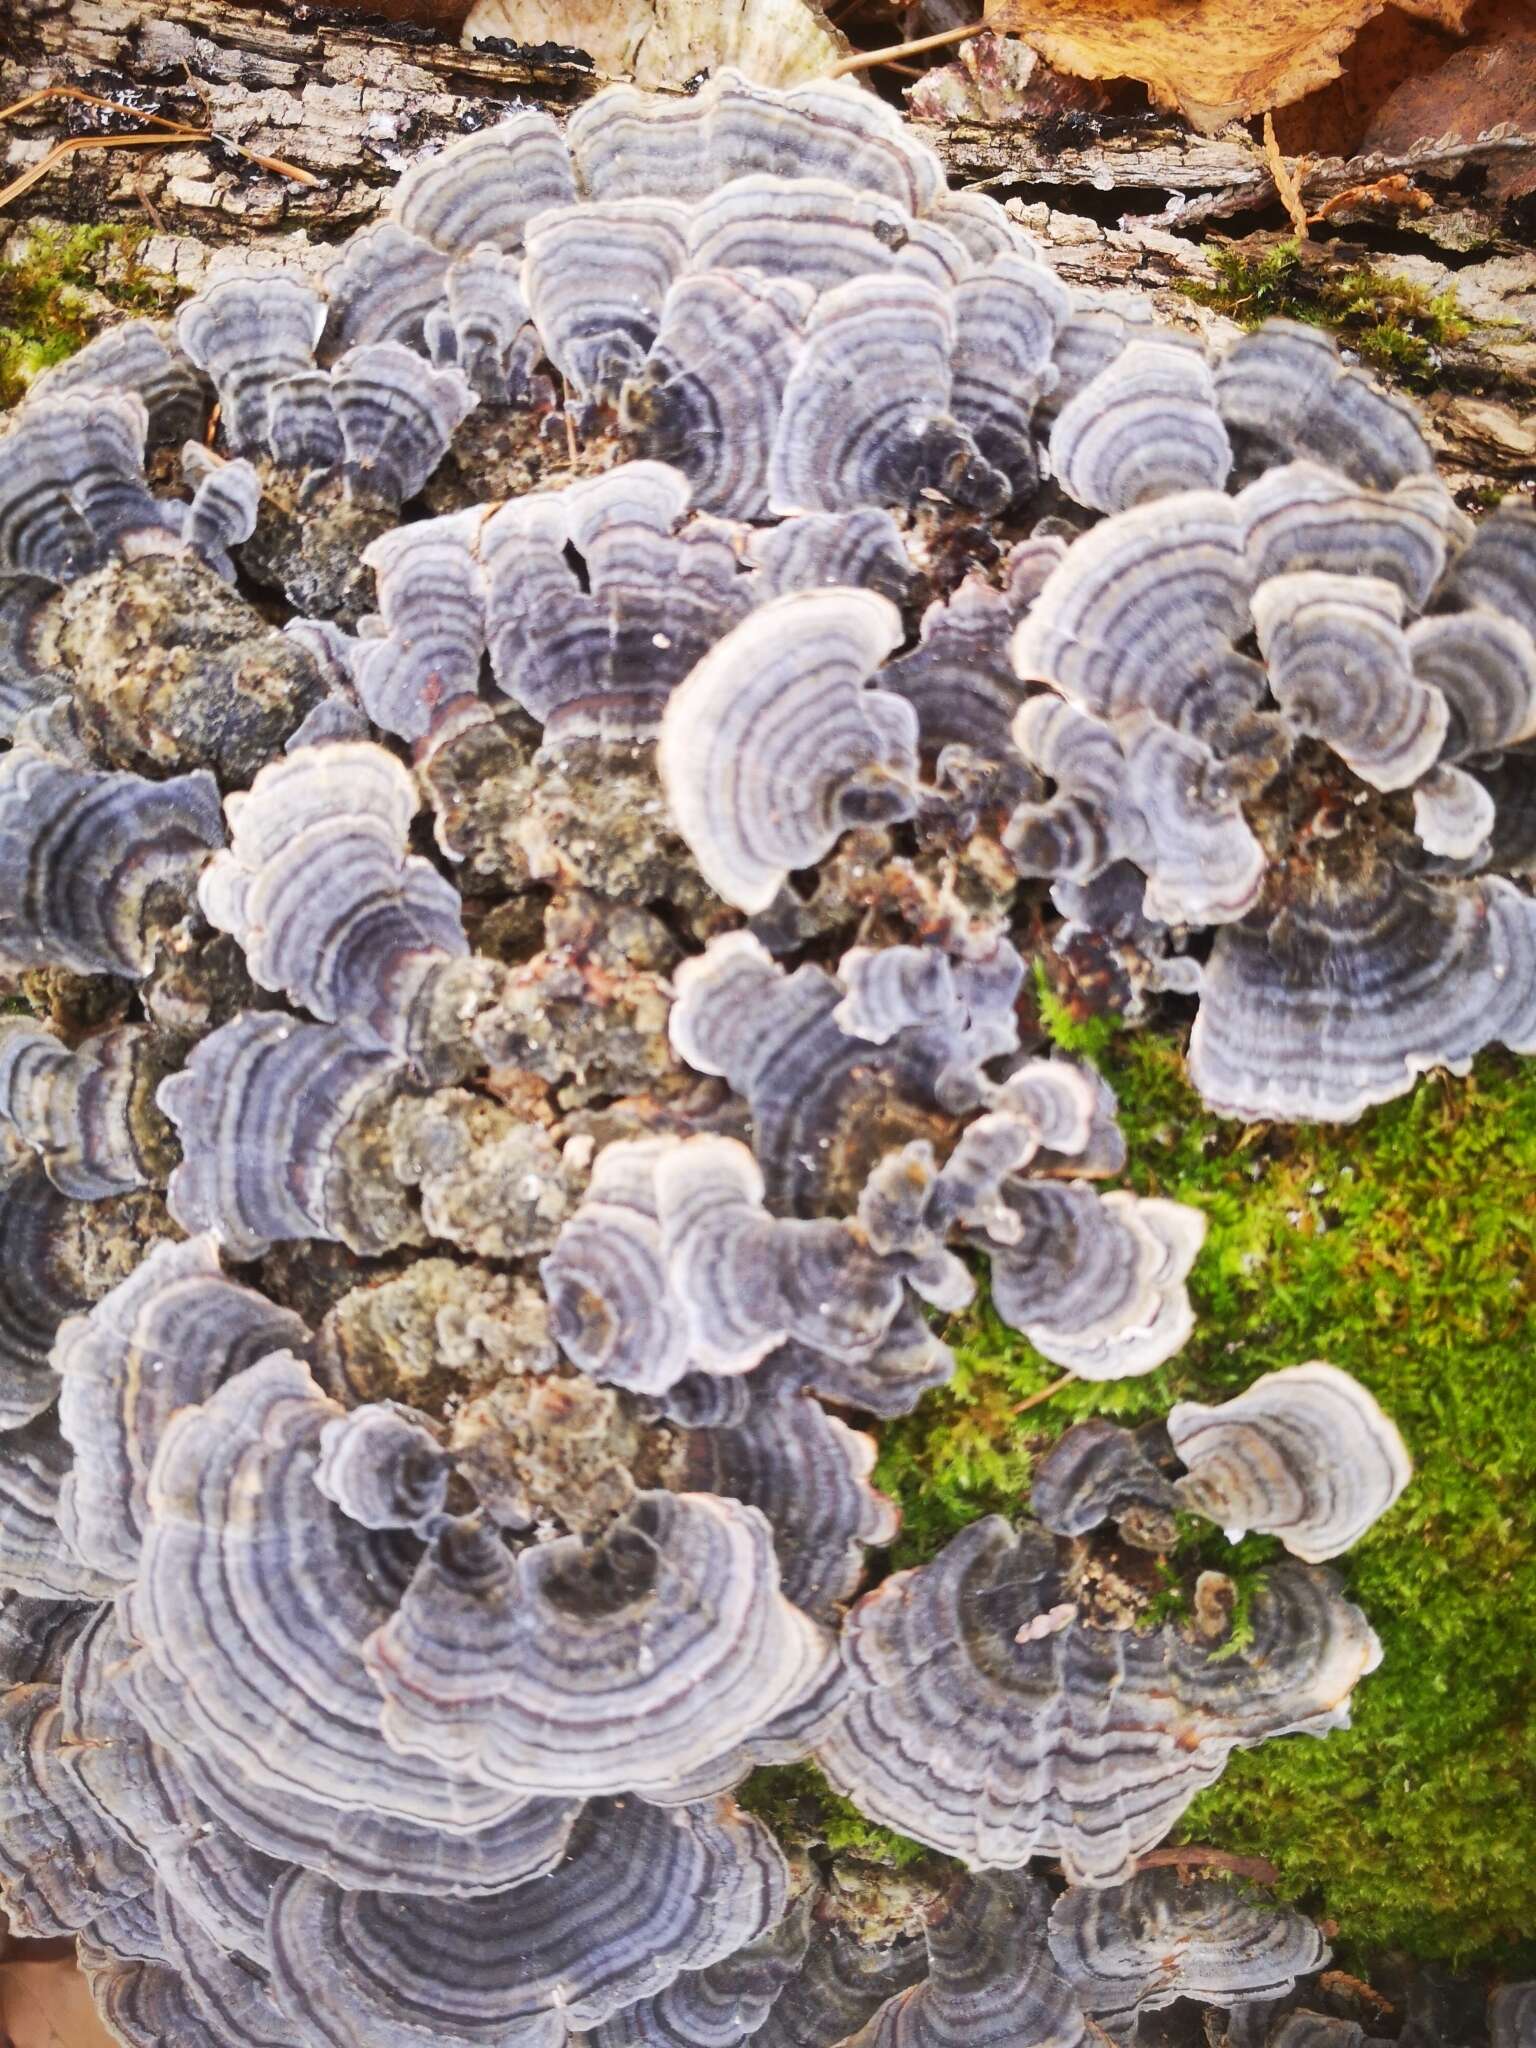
[[1167, 1363, 1411, 1561]]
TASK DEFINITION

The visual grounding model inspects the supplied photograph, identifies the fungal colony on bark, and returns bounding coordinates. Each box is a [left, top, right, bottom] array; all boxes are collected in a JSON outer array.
[[0, 60, 1529, 2048]]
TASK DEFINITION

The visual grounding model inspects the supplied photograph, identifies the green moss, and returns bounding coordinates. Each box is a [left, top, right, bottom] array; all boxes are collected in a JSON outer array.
[[0, 223, 184, 411], [1177, 238, 1470, 387], [874, 1013, 1536, 1972], [738, 1762, 931, 1869]]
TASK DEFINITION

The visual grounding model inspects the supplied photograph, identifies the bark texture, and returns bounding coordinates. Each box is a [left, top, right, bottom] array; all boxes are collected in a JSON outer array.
[[2, 0, 1533, 489]]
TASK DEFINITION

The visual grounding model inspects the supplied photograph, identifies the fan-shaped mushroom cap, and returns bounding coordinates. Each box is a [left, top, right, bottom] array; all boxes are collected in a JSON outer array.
[[354, 509, 488, 740], [1011, 490, 1263, 743], [769, 275, 1004, 516], [1056, 1875, 1327, 2031], [53, 1234, 310, 1584], [426, 245, 541, 403], [1050, 340, 1231, 514], [540, 1137, 691, 1394], [880, 577, 1031, 784], [1005, 698, 1145, 885], [388, 112, 576, 257], [159, 1014, 412, 1257], [849, 1871, 1088, 2048], [0, 1679, 151, 1937], [320, 221, 453, 358], [675, 1368, 897, 1620], [1236, 461, 1464, 605], [0, 1166, 88, 1414], [363, 1493, 842, 1799], [622, 268, 811, 520], [0, 1407, 116, 1600], [1492, 1983, 1536, 2048], [1441, 502, 1536, 636], [54, 1611, 283, 1963], [329, 342, 477, 503], [1030, 1419, 1179, 1540], [0, 394, 178, 583], [315, 1402, 452, 1536], [658, 586, 913, 912], [1048, 1869, 1328, 2027], [176, 277, 327, 455], [984, 1183, 1205, 1380], [483, 461, 753, 739], [198, 741, 469, 1048], [1214, 320, 1433, 489], [1407, 610, 1536, 762], [589, 1886, 817, 2048], [1410, 763, 1496, 861], [523, 198, 690, 402], [27, 320, 207, 449], [949, 254, 1070, 502], [567, 68, 945, 213], [121, 1352, 582, 1873], [817, 1516, 1381, 1883], [1250, 572, 1447, 791], [686, 175, 967, 295], [1188, 868, 1536, 1124], [1168, 1363, 1411, 1561], [267, 1795, 786, 2048], [748, 508, 911, 605], [658, 1134, 905, 1370], [1122, 718, 1265, 926], [0, 749, 223, 977], [0, 1021, 164, 1200]]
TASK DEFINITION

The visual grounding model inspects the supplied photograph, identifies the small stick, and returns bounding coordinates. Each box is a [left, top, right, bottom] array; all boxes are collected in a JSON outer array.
[[828, 21, 985, 77], [1135, 1844, 1281, 1883], [1263, 112, 1310, 239], [0, 82, 320, 214], [1013, 1371, 1075, 1415]]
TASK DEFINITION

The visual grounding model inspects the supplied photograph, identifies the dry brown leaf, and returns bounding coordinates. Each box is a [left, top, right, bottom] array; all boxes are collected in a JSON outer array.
[[0, 1958, 115, 2048], [1361, 2, 1536, 197], [983, 0, 1476, 133], [1273, 6, 1461, 157], [461, 0, 850, 83]]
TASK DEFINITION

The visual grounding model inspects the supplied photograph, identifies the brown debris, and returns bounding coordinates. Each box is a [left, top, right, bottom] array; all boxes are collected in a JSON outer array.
[[983, 0, 1475, 134]]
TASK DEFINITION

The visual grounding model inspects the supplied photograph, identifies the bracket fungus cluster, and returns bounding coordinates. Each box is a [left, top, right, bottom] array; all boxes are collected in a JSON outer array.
[[0, 55, 1459, 2048]]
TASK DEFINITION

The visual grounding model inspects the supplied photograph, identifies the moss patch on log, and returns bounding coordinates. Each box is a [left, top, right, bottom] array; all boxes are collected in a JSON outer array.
[[875, 999, 1536, 1971], [0, 223, 184, 410], [1177, 237, 1470, 387]]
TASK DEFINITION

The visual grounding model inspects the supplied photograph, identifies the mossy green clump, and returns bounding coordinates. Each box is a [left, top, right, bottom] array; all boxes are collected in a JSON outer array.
[[1177, 238, 1469, 387], [0, 223, 184, 411], [874, 1002, 1536, 1972], [738, 1761, 932, 1870]]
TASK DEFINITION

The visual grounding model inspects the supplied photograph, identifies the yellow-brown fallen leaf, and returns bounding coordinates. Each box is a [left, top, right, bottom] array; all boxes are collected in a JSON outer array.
[[0, 1956, 116, 2048], [983, 0, 1476, 133]]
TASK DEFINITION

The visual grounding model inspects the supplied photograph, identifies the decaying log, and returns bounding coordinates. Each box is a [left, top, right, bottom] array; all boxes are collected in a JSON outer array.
[[2, 0, 1532, 490]]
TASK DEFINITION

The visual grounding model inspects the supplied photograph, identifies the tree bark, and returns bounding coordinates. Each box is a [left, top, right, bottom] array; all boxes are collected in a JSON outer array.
[[4, 0, 1532, 490]]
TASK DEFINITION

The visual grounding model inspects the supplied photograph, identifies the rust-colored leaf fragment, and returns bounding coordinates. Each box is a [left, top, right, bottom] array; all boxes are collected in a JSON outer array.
[[982, 0, 1475, 134]]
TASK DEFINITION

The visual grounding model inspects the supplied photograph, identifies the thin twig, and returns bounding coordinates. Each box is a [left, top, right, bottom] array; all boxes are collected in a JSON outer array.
[[828, 21, 985, 76], [1263, 112, 1310, 238], [0, 81, 321, 214], [1135, 1845, 1281, 1884], [1013, 1371, 1075, 1415]]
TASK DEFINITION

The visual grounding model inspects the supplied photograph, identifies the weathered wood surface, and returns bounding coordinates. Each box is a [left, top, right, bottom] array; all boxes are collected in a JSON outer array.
[[3, 0, 1532, 486]]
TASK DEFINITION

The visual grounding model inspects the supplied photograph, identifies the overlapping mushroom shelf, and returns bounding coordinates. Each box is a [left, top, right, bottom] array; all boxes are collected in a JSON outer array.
[[0, 54, 1518, 2048]]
